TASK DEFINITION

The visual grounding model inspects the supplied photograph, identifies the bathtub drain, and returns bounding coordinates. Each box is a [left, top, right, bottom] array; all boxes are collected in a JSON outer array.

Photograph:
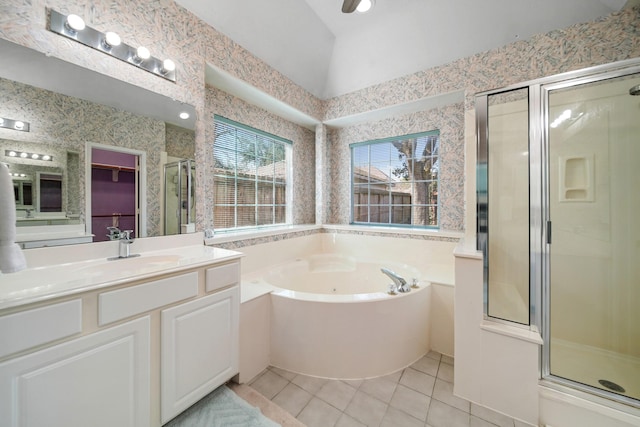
[[598, 379, 626, 393]]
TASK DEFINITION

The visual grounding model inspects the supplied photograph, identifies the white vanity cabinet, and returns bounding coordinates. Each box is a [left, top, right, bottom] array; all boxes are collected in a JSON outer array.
[[160, 286, 239, 423], [0, 253, 241, 427], [0, 316, 151, 427]]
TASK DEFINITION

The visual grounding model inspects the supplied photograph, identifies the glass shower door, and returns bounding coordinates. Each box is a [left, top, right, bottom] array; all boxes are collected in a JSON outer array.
[[546, 72, 640, 403], [164, 159, 195, 235]]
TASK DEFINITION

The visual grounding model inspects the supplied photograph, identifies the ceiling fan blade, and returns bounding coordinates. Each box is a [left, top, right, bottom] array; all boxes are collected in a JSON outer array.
[[342, 0, 362, 13]]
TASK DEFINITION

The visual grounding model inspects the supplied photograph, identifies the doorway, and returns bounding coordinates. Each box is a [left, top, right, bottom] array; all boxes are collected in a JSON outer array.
[[86, 144, 146, 242]]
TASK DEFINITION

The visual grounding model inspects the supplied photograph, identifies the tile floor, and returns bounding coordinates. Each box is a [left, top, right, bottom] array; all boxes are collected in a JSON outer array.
[[247, 351, 525, 427]]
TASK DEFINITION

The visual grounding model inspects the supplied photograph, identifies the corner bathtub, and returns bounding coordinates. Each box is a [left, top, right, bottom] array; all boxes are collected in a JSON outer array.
[[263, 254, 431, 379]]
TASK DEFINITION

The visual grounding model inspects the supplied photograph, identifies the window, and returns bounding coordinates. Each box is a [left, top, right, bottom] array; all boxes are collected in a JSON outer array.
[[351, 131, 439, 227], [213, 116, 291, 232]]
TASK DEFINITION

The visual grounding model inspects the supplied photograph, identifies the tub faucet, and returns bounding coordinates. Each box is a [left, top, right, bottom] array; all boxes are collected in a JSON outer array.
[[381, 268, 410, 293]]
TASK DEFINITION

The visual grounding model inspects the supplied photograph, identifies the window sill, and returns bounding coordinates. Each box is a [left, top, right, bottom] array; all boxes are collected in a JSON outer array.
[[326, 224, 464, 240], [204, 224, 321, 245], [480, 320, 543, 345]]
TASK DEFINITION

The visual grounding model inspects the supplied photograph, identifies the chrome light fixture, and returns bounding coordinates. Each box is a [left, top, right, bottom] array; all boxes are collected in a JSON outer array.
[[5, 150, 53, 162], [0, 117, 30, 132], [48, 9, 177, 82]]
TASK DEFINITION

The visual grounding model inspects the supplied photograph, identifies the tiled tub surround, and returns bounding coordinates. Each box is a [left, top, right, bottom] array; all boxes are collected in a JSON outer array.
[[218, 228, 460, 383]]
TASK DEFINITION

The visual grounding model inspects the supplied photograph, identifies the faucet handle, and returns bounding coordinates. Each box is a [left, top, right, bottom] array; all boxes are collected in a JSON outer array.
[[121, 230, 134, 240], [106, 226, 121, 240], [411, 278, 420, 288]]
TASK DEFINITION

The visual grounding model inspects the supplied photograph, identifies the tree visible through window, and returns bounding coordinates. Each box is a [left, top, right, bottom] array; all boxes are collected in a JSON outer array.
[[213, 116, 291, 231], [351, 131, 439, 227]]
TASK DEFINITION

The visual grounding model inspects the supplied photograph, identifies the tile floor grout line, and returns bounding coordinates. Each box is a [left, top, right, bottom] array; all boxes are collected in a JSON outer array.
[[245, 352, 520, 427]]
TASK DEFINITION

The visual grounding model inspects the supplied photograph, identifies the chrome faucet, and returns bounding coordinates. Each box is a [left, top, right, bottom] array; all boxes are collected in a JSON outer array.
[[118, 230, 135, 258], [381, 268, 410, 293], [106, 226, 121, 241]]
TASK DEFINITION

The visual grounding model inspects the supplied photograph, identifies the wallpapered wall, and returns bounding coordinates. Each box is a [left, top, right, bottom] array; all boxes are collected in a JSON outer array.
[[165, 124, 196, 161], [0, 77, 166, 236], [1, 0, 639, 239]]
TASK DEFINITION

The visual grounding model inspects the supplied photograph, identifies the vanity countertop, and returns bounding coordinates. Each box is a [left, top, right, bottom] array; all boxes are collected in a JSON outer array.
[[0, 243, 242, 311]]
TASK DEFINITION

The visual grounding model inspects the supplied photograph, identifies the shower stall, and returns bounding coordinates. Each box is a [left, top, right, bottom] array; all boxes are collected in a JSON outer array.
[[477, 60, 640, 408], [163, 159, 195, 235]]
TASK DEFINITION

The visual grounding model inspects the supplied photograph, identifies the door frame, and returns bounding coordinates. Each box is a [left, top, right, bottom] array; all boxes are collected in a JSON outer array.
[[85, 142, 147, 237]]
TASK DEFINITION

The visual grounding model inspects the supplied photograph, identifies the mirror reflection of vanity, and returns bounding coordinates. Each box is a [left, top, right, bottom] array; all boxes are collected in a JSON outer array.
[[0, 38, 196, 248]]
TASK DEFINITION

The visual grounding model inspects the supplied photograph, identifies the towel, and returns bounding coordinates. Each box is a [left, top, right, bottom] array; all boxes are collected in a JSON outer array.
[[0, 162, 27, 274]]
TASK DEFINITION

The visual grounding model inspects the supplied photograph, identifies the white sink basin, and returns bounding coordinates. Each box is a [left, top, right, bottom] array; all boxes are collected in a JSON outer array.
[[77, 255, 183, 277]]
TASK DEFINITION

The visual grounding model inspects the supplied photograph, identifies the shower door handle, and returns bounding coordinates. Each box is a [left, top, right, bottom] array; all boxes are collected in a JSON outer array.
[[546, 220, 552, 244]]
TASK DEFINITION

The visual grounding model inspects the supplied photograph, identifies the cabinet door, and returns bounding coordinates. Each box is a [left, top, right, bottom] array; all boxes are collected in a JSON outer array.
[[0, 316, 150, 427], [161, 286, 239, 423]]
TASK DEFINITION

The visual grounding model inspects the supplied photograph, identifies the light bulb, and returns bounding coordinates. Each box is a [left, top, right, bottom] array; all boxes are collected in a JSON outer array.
[[14, 121, 24, 130], [103, 31, 121, 49], [42, 155, 51, 161], [179, 112, 190, 120], [31, 154, 39, 160], [356, 0, 373, 13], [66, 14, 86, 32], [20, 173, 26, 177], [8, 151, 16, 157], [161, 59, 175, 74], [134, 46, 150, 62], [0, 118, 4, 125], [20, 152, 28, 158]]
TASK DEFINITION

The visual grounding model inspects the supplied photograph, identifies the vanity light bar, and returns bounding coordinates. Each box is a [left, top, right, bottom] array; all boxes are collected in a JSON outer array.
[[48, 9, 177, 83], [0, 117, 30, 132], [5, 150, 53, 162]]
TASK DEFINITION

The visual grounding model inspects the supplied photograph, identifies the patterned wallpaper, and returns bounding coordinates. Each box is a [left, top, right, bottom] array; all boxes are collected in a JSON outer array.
[[205, 86, 316, 225], [165, 124, 195, 160], [1, 1, 639, 244], [0, 77, 166, 236], [323, 8, 640, 119]]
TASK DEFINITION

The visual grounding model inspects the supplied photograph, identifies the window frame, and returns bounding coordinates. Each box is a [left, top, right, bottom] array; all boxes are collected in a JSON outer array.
[[350, 130, 440, 229], [213, 115, 292, 233]]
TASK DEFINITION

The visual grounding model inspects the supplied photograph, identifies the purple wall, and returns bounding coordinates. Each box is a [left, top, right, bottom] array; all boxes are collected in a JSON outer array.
[[91, 148, 138, 242], [92, 148, 137, 169]]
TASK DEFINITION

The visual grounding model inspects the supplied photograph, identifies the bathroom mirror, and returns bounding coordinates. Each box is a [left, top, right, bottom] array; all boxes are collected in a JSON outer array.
[[0, 38, 196, 244]]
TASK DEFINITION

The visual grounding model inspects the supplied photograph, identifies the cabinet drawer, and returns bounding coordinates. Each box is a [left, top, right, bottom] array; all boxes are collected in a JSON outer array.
[[99, 272, 198, 325], [0, 299, 82, 358], [205, 262, 240, 293]]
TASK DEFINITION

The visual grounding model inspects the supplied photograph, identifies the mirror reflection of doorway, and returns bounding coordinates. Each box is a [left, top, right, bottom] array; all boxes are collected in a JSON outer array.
[[89, 147, 139, 242]]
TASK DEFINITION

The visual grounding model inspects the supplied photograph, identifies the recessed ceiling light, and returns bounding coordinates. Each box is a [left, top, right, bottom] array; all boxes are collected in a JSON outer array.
[[356, 0, 374, 13], [179, 112, 190, 120]]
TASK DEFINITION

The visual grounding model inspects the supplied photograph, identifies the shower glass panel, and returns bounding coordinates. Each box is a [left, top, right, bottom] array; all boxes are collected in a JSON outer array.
[[479, 88, 530, 325], [164, 159, 195, 235], [546, 72, 640, 403]]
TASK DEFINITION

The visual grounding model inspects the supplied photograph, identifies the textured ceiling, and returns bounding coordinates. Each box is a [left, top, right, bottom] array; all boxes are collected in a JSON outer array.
[[176, 0, 629, 99]]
